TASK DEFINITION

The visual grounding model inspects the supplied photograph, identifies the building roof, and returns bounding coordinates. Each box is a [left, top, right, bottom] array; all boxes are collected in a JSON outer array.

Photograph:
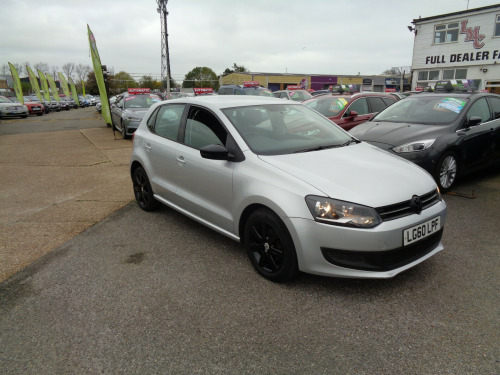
[[412, 4, 500, 24]]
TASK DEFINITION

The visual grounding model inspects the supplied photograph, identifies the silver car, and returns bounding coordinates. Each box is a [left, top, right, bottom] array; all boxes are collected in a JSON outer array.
[[130, 96, 447, 282]]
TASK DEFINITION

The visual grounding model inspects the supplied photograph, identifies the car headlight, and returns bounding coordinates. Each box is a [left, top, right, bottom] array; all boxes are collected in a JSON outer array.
[[305, 196, 381, 228], [392, 139, 435, 153]]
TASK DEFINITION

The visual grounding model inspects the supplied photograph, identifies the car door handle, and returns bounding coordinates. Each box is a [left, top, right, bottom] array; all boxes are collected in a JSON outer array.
[[176, 156, 186, 165], [145, 144, 152, 152]]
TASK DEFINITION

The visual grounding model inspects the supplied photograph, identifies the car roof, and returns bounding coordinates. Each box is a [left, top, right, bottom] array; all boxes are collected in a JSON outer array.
[[161, 94, 296, 109]]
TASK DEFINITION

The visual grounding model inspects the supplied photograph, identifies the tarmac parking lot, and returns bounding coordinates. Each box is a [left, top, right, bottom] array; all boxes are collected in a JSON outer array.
[[0, 107, 499, 374]]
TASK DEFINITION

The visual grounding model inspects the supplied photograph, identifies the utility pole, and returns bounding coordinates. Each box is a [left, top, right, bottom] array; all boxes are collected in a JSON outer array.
[[157, 0, 171, 96]]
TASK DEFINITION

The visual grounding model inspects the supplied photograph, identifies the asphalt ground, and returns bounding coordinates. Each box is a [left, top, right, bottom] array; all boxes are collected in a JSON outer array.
[[0, 107, 499, 374]]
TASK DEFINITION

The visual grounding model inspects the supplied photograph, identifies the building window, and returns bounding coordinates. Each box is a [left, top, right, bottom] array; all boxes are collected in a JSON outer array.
[[443, 69, 467, 80], [434, 23, 459, 44], [418, 70, 440, 81], [495, 15, 500, 36]]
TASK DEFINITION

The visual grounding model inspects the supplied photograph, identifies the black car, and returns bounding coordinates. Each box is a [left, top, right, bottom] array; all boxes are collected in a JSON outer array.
[[349, 91, 500, 191]]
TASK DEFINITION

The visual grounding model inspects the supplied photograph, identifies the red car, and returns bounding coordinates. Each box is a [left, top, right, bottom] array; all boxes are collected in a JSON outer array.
[[8, 97, 45, 116], [303, 92, 397, 131]]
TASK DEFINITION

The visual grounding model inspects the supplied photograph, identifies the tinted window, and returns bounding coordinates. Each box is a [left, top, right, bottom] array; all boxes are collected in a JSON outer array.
[[347, 98, 369, 115], [488, 96, 500, 119], [382, 97, 397, 106], [153, 104, 185, 140], [184, 107, 227, 149], [466, 98, 491, 123], [368, 97, 389, 113]]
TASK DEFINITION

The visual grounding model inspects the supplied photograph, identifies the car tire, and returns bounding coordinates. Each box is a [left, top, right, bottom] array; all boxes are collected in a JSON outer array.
[[132, 166, 160, 212], [244, 208, 299, 282], [434, 151, 458, 192], [121, 120, 129, 139]]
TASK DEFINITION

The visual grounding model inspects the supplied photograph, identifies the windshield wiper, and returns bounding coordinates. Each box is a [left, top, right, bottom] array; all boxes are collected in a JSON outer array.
[[294, 139, 359, 153]]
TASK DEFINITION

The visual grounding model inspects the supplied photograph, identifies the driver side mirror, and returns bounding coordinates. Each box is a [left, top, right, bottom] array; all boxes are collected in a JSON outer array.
[[346, 110, 359, 118], [467, 116, 482, 127]]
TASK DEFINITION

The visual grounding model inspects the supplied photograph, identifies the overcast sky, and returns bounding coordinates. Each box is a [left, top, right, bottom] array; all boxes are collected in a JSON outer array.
[[1, 0, 499, 81]]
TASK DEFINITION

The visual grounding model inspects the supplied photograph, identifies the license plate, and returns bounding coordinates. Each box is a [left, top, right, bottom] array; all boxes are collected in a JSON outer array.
[[11, 110, 19, 114], [33, 107, 40, 111], [403, 217, 440, 246]]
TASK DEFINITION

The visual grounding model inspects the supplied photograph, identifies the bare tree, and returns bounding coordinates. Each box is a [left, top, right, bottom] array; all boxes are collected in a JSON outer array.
[[0, 64, 9, 75], [34, 62, 50, 73], [75, 64, 92, 82], [50, 65, 59, 78], [13, 63, 24, 76], [62, 63, 76, 80]]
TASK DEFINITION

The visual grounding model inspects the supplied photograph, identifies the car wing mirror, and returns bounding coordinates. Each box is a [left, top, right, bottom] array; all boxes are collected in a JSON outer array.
[[200, 144, 230, 160], [345, 110, 358, 118], [467, 116, 482, 127]]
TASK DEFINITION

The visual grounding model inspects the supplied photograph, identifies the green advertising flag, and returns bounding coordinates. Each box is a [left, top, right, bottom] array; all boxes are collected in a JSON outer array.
[[38, 70, 51, 102], [82, 80, 86, 97], [27, 66, 43, 101], [8, 62, 24, 105], [87, 25, 111, 125], [58, 72, 71, 99], [69, 78, 80, 106], [46, 73, 60, 102]]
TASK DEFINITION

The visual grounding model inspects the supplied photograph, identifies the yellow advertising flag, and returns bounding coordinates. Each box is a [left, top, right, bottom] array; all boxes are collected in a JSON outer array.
[[82, 81, 86, 97], [8, 62, 24, 105], [27, 66, 43, 102], [87, 25, 111, 126], [46, 73, 60, 102], [58, 73, 71, 99], [38, 70, 52, 102], [69, 78, 80, 106]]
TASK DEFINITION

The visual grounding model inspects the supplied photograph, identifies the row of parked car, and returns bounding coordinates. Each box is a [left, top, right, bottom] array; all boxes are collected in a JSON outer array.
[[0, 94, 101, 120]]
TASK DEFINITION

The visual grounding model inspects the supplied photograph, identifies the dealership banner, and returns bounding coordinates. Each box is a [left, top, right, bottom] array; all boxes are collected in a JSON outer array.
[[46, 73, 60, 102], [8, 62, 24, 104], [27, 66, 43, 101], [69, 78, 80, 106], [87, 24, 111, 125], [38, 70, 52, 102], [58, 73, 71, 99]]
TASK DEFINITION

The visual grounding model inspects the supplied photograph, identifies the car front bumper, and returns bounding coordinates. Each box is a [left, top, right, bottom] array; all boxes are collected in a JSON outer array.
[[286, 199, 447, 278]]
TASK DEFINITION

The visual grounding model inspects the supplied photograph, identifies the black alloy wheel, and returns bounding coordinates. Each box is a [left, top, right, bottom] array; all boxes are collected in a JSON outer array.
[[132, 166, 160, 212], [244, 208, 299, 282], [435, 151, 459, 192]]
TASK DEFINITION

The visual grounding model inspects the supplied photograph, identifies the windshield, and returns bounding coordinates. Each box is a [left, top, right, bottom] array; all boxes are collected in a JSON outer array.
[[222, 104, 352, 155], [243, 88, 274, 97], [289, 90, 313, 102], [0, 97, 13, 104], [124, 95, 161, 109], [304, 96, 351, 117], [373, 95, 467, 124]]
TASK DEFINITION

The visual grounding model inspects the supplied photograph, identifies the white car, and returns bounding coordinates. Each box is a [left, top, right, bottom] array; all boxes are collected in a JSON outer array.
[[130, 96, 447, 282]]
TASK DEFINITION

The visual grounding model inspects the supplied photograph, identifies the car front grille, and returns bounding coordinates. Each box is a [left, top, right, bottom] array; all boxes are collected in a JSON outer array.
[[321, 228, 443, 272], [375, 190, 441, 221]]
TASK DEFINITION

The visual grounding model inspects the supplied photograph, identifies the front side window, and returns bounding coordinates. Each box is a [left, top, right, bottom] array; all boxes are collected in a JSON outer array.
[[184, 106, 227, 149], [487, 96, 500, 119], [347, 98, 369, 115], [466, 98, 491, 124], [434, 22, 459, 44]]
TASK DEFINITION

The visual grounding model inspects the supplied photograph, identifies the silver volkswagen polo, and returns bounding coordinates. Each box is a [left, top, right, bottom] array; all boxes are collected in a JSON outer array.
[[130, 95, 447, 282]]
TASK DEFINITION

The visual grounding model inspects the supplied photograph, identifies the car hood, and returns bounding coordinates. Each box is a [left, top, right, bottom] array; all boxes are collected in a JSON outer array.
[[124, 109, 148, 118], [349, 121, 449, 148], [259, 143, 435, 207], [0, 102, 24, 108]]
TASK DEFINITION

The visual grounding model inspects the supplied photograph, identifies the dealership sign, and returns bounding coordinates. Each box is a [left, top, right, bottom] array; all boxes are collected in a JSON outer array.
[[425, 50, 499, 64]]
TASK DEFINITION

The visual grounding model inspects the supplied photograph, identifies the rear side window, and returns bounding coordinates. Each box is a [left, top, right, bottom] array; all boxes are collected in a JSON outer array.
[[487, 96, 500, 119], [368, 97, 390, 113], [382, 97, 397, 107], [153, 104, 185, 140]]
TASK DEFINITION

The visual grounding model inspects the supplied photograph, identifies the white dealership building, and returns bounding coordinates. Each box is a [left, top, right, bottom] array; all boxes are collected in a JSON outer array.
[[410, 4, 500, 93]]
